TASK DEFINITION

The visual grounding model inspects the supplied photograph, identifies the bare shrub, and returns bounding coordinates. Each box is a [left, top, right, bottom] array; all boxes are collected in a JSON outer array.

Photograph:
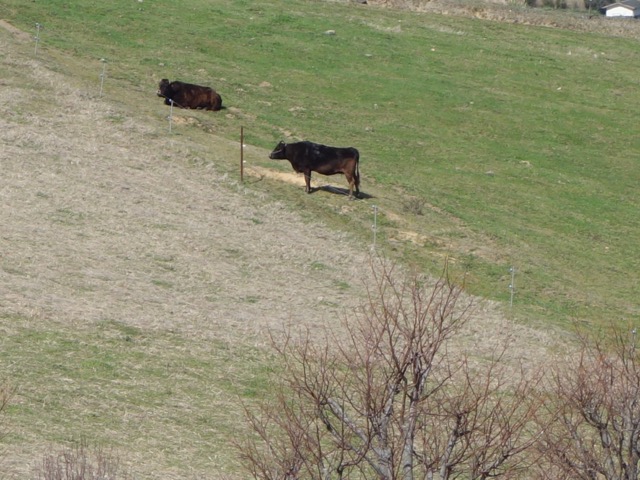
[[535, 324, 640, 480], [401, 197, 427, 216], [239, 259, 543, 479], [0, 381, 13, 464], [0, 382, 11, 431], [34, 441, 123, 480]]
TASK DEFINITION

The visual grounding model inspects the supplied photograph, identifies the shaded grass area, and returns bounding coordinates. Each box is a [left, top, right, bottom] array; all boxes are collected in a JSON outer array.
[[0, 314, 270, 476]]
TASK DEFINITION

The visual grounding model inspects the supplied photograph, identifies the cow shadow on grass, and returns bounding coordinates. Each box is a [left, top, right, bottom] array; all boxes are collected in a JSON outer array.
[[314, 185, 374, 200], [243, 175, 373, 199]]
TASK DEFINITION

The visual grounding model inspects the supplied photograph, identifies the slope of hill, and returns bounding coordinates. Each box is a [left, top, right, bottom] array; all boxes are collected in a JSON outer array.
[[4, 0, 640, 332], [0, 19, 561, 479]]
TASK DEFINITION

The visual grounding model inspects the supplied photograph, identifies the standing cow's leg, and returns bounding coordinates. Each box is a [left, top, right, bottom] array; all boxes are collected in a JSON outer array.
[[304, 171, 312, 193], [346, 163, 360, 199], [345, 172, 355, 199]]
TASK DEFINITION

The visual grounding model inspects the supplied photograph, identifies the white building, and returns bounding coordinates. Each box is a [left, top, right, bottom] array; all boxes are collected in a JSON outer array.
[[604, 0, 640, 17]]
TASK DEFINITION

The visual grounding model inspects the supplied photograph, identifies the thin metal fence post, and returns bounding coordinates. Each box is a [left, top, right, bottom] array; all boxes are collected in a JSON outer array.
[[168, 99, 174, 133], [99, 59, 107, 97], [34, 23, 42, 56], [509, 266, 516, 307], [240, 126, 244, 183], [371, 205, 378, 250]]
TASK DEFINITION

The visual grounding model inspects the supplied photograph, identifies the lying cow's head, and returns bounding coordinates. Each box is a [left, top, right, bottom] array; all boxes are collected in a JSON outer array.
[[157, 78, 170, 97], [269, 141, 287, 160]]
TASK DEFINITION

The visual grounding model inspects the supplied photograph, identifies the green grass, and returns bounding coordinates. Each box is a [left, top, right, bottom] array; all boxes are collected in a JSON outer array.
[[3, 3, 640, 476], [0, 315, 271, 473], [3, 0, 639, 346]]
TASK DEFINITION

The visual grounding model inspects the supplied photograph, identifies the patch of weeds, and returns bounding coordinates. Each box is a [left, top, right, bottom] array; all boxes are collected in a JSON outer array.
[[333, 280, 350, 290], [459, 254, 477, 273], [99, 320, 142, 343], [241, 295, 260, 304], [310, 261, 328, 271], [240, 265, 252, 278], [318, 299, 339, 308], [33, 440, 126, 480], [239, 369, 273, 399], [2, 265, 26, 276], [204, 283, 222, 302], [402, 197, 427, 216], [107, 113, 126, 124], [140, 57, 164, 66], [77, 283, 96, 293], [151, 223, 176, 231], [151, 254, 175, 263], [151, 279, 173, 289], [51, 208, 85, 226], [223, 248, 243, 259], [271, 12, 297, 25], [444, 230, 469, 239], [81, 357, 117, 377], [151, 254, 176, 272]]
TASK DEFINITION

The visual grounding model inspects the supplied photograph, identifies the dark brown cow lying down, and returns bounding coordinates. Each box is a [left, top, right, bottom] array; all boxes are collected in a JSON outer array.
[[157, 79, 222, 111], [269, 140, 361, 198]]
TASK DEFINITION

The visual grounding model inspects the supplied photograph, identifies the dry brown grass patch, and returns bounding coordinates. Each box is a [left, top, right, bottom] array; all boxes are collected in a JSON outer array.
[[0, 20, 568, 479]]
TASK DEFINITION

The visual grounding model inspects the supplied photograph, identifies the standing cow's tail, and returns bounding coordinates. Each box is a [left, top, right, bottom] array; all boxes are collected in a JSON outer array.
[[354, 149, 361, 197]]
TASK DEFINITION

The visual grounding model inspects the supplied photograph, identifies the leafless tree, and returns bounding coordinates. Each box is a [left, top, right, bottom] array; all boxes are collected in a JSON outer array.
[[0, 381, 14, 476], [34, 441, 123, 480], [535, 324, 640, 480], [0, 381, 12, 440], [240, 260, 542, 480], [416, 357, 543, 480]]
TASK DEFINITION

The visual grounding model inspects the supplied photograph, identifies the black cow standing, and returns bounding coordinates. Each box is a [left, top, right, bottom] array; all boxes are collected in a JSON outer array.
[[269, 141, 361, 199], [157, 79, 222, 111]]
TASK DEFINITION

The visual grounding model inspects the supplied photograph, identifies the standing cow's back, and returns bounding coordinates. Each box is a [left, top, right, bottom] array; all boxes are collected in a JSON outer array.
[[269, 140, 361, 198]]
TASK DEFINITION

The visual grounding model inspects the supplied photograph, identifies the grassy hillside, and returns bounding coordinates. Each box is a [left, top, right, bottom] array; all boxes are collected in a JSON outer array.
[[0, 18, 381, 476], [2, 0, 640, 477], [4, 0, 640, 328]]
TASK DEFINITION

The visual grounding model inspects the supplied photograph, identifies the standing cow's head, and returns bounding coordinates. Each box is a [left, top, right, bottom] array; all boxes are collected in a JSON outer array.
[[269, 141, 287, 160], [157, 79, 171, 97]]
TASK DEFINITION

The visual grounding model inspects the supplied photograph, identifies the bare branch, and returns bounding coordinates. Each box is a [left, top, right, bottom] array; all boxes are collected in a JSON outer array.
[[537, 322, 640, 480], [241, 258, 541, 480]]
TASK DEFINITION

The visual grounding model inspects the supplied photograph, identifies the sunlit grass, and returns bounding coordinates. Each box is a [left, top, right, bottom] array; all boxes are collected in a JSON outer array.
[[4, 0, 639, 363]]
